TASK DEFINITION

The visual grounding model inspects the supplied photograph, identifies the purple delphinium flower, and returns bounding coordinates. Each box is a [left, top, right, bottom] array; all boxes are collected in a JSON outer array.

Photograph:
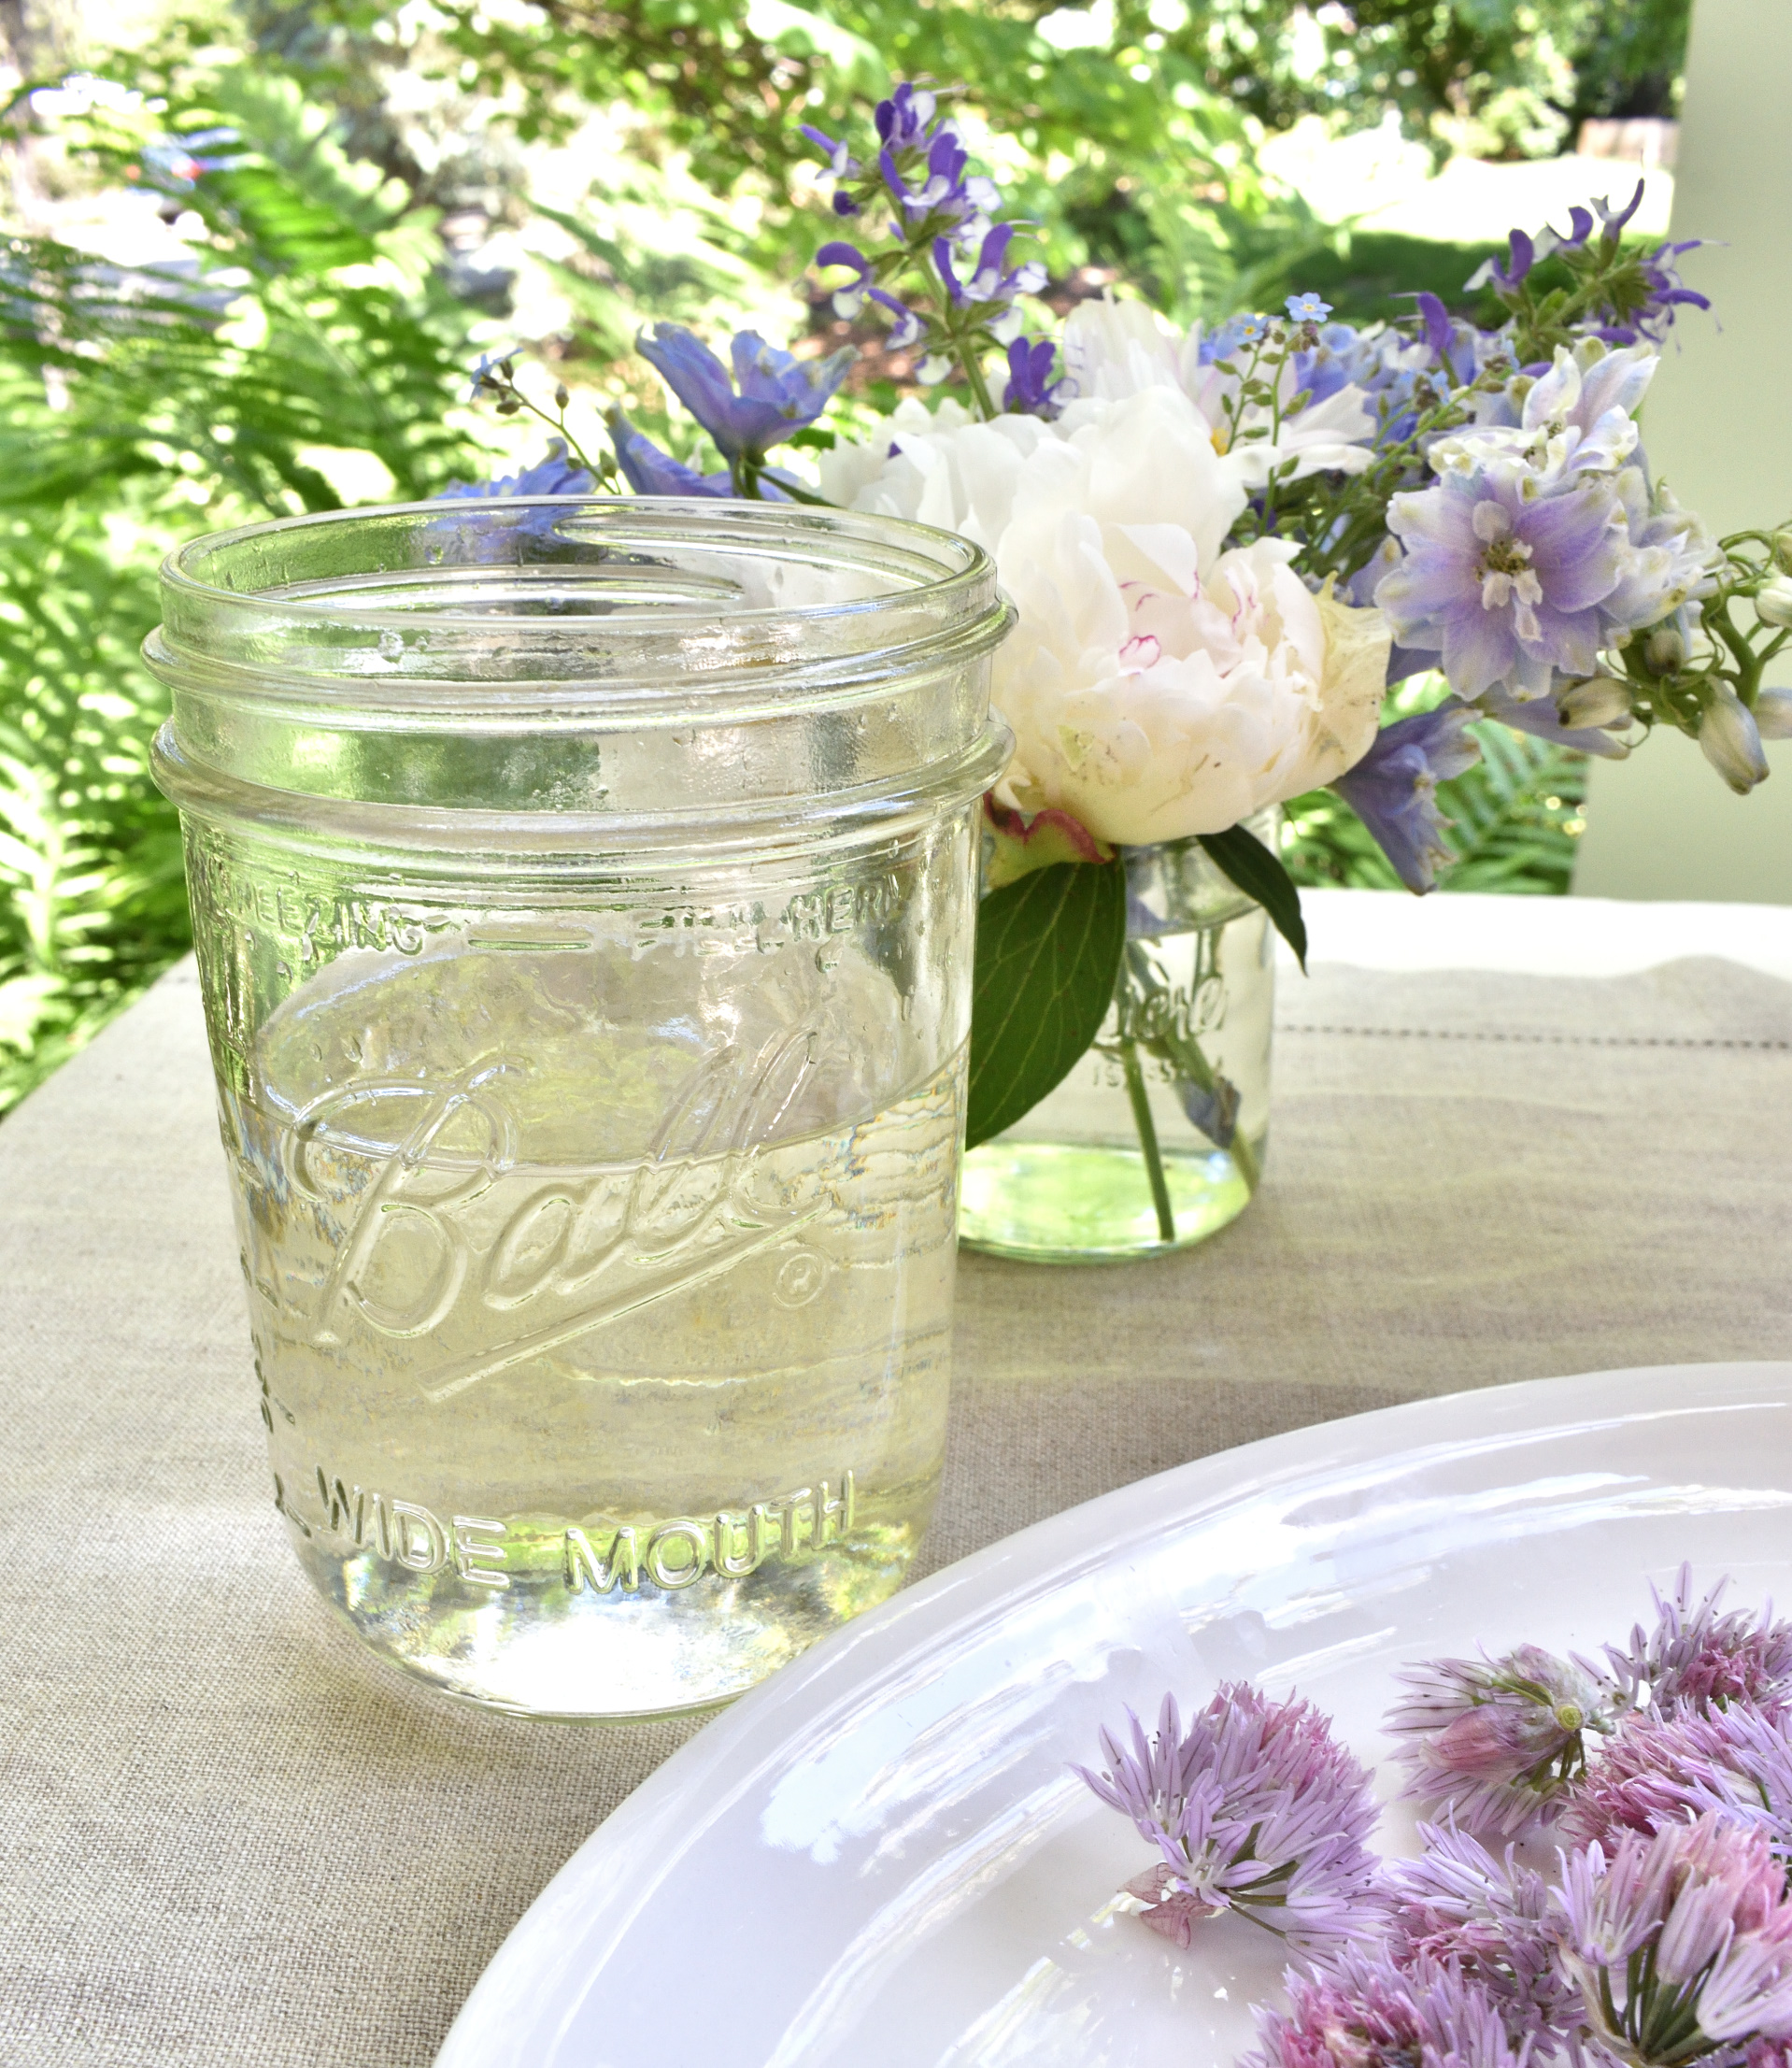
[[1243, 1947, 1530, 2068], [1559, 1702, 1792, 1867], [1377, 458, 1626, 700], [883, 126, 965, 216], [816, 238, 874, 316], [1003, 335, 1069, 419], [1388, 1822, 1574, 2050], [635, 324, 853, 462], [1414, 290, 1456, 360], [875, 79, 937, 153], [934, 223, 1047, 331], [1439, 340, 1655, 484], [604, 409, 729, 497], [1576, 183, 1711, 344], [437, 437, 596, 500], [870, 290, 927, 349], [1614, 238, 1712, 344], [1595, 178, 1647, 239], [1331, 701, 1483, 895], [1467, 179, 1710, 345], [1467, 226, 1539, 295], [1601, 466, 1720, 643], [805, 84, 1004, 233], [1557, 1815, 1792, 2061], [880, 126, 999, 238], [1604, 1566, 1792, 1718], [1467, 188, 1615, 291], [1076, 1683, 1387, 1968], [800, 122, 861, 214], [1473, 680, 1634, 761], [817, 244, 928, 345], [1386, 1644, 1618, 1836]]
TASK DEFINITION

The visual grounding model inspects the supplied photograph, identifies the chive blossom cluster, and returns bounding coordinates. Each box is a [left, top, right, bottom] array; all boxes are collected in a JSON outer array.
[[1082, 1566, 1792, 2067]]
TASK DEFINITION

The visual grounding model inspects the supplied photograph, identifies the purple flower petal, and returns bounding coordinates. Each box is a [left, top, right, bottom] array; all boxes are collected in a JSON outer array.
[[637, 323, 851, 460], [1332, 702, 1482, 893], [605, 409, 730, 497]]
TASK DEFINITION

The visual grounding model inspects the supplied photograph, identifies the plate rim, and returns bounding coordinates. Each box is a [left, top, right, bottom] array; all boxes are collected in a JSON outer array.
[[434, 1357, 1792, 2065]]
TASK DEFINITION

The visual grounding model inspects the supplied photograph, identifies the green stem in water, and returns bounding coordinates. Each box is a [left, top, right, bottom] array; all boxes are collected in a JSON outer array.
[[1120, 940, 1261, 1195], [1230, 1117, 1261, 1194], [1121, 1040, 1177, 1246]]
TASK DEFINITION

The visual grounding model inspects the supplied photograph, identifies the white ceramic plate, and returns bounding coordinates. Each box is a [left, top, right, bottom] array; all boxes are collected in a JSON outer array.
[[435, 1362, 1792, 2068]]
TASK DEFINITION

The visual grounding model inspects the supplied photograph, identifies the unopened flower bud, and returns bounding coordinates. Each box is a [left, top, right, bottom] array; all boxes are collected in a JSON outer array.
[[554, 382, 570, 409], [1772, 532, 1792, 574], [1699, 686, 1771, 794], [1756, 688, 1792, 739], [1645, 625, 1686, 673], [1756, 575, 1792, 627], [1557, 675, 1631, 730]]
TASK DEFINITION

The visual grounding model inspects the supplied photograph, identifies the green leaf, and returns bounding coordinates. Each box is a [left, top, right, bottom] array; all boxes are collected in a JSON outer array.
[[1197, 823, 1308, 971], [966, 858, 1127, 1150]]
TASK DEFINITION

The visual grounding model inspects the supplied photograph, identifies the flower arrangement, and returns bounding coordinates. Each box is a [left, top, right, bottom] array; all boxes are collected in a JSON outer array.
[[1079, 1566, 1792, 2065], [467, 83, 1791, 1198]]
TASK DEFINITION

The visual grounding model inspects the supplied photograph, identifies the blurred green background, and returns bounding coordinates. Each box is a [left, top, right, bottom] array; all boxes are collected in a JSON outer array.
[[0, 0, 1689, 1112]]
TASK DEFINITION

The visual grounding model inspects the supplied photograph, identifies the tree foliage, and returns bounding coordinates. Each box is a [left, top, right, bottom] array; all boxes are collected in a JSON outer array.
[[249, 0, 1690, 319]]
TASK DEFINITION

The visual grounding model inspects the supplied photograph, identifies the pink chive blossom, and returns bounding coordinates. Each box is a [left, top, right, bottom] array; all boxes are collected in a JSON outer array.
[[1559, 1703, 1792, 1868], [1386, 1645, 1618, 1836], [1603, 1566, 1792, 1718], [1388, 1823, 1575, 2050], [1242, 1947, 1530, 2068], [1557, 1815, 1792, 2061], [1075, 1683, 1386, 1967]]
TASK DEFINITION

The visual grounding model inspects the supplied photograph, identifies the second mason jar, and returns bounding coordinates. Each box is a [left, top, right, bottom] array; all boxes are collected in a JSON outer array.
[[959, 810, 1277, 1263], [148, 496, 1011, 1719]]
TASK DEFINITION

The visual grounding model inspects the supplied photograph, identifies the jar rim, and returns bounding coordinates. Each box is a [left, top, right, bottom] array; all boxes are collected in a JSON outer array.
[[150, 494, 1010, 710]]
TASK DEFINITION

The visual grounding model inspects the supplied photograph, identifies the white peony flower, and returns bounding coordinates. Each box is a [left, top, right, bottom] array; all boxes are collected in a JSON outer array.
[[815, 396, 1060, 552], [1059, 297, 1379, 488], [823, 382, 1390, 846], [1429, 339, 1656, 487]]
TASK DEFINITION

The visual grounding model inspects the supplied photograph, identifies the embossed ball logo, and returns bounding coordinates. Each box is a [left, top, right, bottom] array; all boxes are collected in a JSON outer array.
[[278, 1026, 836, 1401]]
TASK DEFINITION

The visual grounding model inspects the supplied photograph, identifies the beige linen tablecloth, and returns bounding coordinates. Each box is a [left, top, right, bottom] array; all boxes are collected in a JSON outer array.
[[3, 920, 1789, 2066]]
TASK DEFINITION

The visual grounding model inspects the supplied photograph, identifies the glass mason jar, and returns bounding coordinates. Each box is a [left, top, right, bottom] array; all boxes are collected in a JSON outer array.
[[148, 496, 1011, 1720], [959, 809, 1277, 1263]]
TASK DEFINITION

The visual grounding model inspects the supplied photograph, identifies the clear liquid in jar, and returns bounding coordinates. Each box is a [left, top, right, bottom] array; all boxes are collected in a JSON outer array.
[[223, 929, 963, 1719]]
